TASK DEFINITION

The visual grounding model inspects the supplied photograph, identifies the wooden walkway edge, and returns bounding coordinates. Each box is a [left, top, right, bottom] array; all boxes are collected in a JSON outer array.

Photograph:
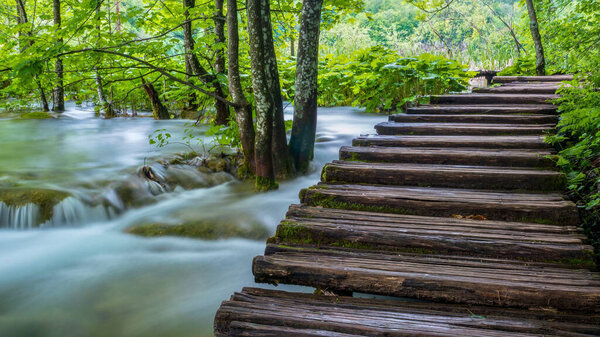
[[214, 75, 600, 336]]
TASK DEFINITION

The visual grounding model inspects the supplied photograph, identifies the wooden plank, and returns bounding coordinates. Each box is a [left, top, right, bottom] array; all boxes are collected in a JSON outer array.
[[492, 75, 573, 84], [299, 184, 579, 225], [215, 288, 600, 336], [430, 94, 559, 105], [322, 161, 565, 191], [352, 135, 551, 149], [273, 210, 593, 263], [252, 248, 600, 311], [473, 86, 560, 95], [405, 104, 557, 115], [389, 113, 558, 125], [375, 122, 554, 136], [340, 146, 556, 168]]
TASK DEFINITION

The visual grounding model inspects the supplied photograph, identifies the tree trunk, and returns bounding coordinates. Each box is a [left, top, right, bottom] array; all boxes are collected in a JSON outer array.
[[141, 77, 170, 120], [15, 0, 50, 112], [228, 0, 255, 173], [291, 36, 295, 56], [52, 0, 65, 111], [289, 0, 323, 173], [258, 0, 294, 178], [182, 0, 229, 125], [247, 0, 277, 191], [115, 0, 121, 31], [525, 0, 545, 76]]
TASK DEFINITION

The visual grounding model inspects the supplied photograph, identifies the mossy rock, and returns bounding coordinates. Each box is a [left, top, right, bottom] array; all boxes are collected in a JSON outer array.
[[126, 220, 269, 240], [0, 188, 70, 221], [19, 111, 55, 119]]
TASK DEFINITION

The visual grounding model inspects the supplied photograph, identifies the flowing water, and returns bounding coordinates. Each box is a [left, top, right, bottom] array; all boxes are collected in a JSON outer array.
[[0, 102, 383, 336]]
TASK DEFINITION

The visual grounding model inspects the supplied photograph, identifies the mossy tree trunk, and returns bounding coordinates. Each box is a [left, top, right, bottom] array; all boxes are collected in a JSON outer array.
[[247, 0, 277, 191], [227, 0, 255, 173], [255, 0, 295, 179], [182, 0, 229, 125], [141, 77, 170, 120], [52, 0, 65, 112], [525, 0, 545, 76], [289, 0, 323, 173]]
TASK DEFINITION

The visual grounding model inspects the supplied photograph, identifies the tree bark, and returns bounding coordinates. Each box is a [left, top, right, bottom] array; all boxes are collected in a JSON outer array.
[[227, 0, 255, 173], [247, 0, 277, 191], [52, 0, 65, 111], [259, 0, 294, 178], [182, 0, 229, 125], [525, 0, 545, 76], [289, 0, 323, 173], [141, 77, 170, 120], [15, 0, 50, 112]]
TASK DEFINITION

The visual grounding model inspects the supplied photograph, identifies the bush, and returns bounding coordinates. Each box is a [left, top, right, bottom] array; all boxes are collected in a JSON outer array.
[[281, 46, 474, 113]]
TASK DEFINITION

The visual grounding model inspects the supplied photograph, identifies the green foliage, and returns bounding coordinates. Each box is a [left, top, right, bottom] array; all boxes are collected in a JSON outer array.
[[497, 56, 536, 76], [546, 73, 600, 251], [281, 46, 474, 113]]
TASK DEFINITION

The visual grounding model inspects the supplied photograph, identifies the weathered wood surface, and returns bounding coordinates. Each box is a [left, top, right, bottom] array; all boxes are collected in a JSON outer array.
[[215, 288, 600, 337], [389, 113, 559, 124], [352, 135, 550, 149], [300, 183, 579, 225], [215, 78, 600, 336], [492, 75, 573, 83], [405, 104, 557, 115], [275, 205, 593, 263], [375, 122, 554, 136], [322, 161, 565, 191], [340, 146, 556, 167], [253, 247, 600, 311], [430, 94, 558, 105]]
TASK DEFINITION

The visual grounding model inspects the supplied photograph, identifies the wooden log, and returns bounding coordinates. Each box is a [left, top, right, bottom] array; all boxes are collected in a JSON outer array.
[[340, 146, 556, 168], [375, 122, 554, 136], [352, 135, 551, 150], [213, 287, 600, 336], [273, 210, 593, 264], [321, 161, 565, 191], [389, 113, 558, 125], [430, 94, 558, 105], [252, 248, 600, 311], [299, 184, 579, 225], [473, 86, 560, 95], [405, 104, 557, 115], [492, 75, 573, 84]]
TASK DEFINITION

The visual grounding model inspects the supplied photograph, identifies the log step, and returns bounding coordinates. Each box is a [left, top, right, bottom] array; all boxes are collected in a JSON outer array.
[[322, 161, 565, 191], [253, 247, 600, 311], [375, 122, 554, 136], [352, 135, 551, 149], [340, 146, 556, 168], [473, 86, 560, 95], [430, 94, 558, 105], [389, 114, 558, 125], [299, 183, 578, 225], [276, 205, 592, 265], [215, 287, 600, 337], [492, 75, 573, 84], [405, 104, 557, 115]]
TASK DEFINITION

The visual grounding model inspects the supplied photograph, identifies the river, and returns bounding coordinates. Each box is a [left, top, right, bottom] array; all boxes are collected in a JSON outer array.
[[0, 103, 383, 336]]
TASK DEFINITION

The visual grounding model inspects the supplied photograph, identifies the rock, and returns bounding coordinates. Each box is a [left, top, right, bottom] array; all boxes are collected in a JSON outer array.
[[19, 111, 55, 119], [0, 188, 70, 223], [126, 220, 270, 240]]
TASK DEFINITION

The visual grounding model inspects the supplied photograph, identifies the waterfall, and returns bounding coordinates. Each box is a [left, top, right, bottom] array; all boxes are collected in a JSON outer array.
[[0, 202, 41, 229]]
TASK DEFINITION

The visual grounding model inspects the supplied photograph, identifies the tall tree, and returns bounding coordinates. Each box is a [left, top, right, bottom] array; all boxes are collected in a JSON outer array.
[[182, 0, 229, 125], [289, 0, 323, 173], [259, 0, 294, 178], [525, 0, 545, 75], [227, 0, 255, 173], [52, 0, 65, 111], [247, 0, 277, 191]]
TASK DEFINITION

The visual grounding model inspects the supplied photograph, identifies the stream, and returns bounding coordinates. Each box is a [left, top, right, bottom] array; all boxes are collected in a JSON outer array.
[[0, 102, 383, 337]]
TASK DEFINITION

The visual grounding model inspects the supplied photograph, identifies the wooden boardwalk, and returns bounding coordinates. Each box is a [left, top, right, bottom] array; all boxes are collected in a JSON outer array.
[[215, 75, 600, 336]]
